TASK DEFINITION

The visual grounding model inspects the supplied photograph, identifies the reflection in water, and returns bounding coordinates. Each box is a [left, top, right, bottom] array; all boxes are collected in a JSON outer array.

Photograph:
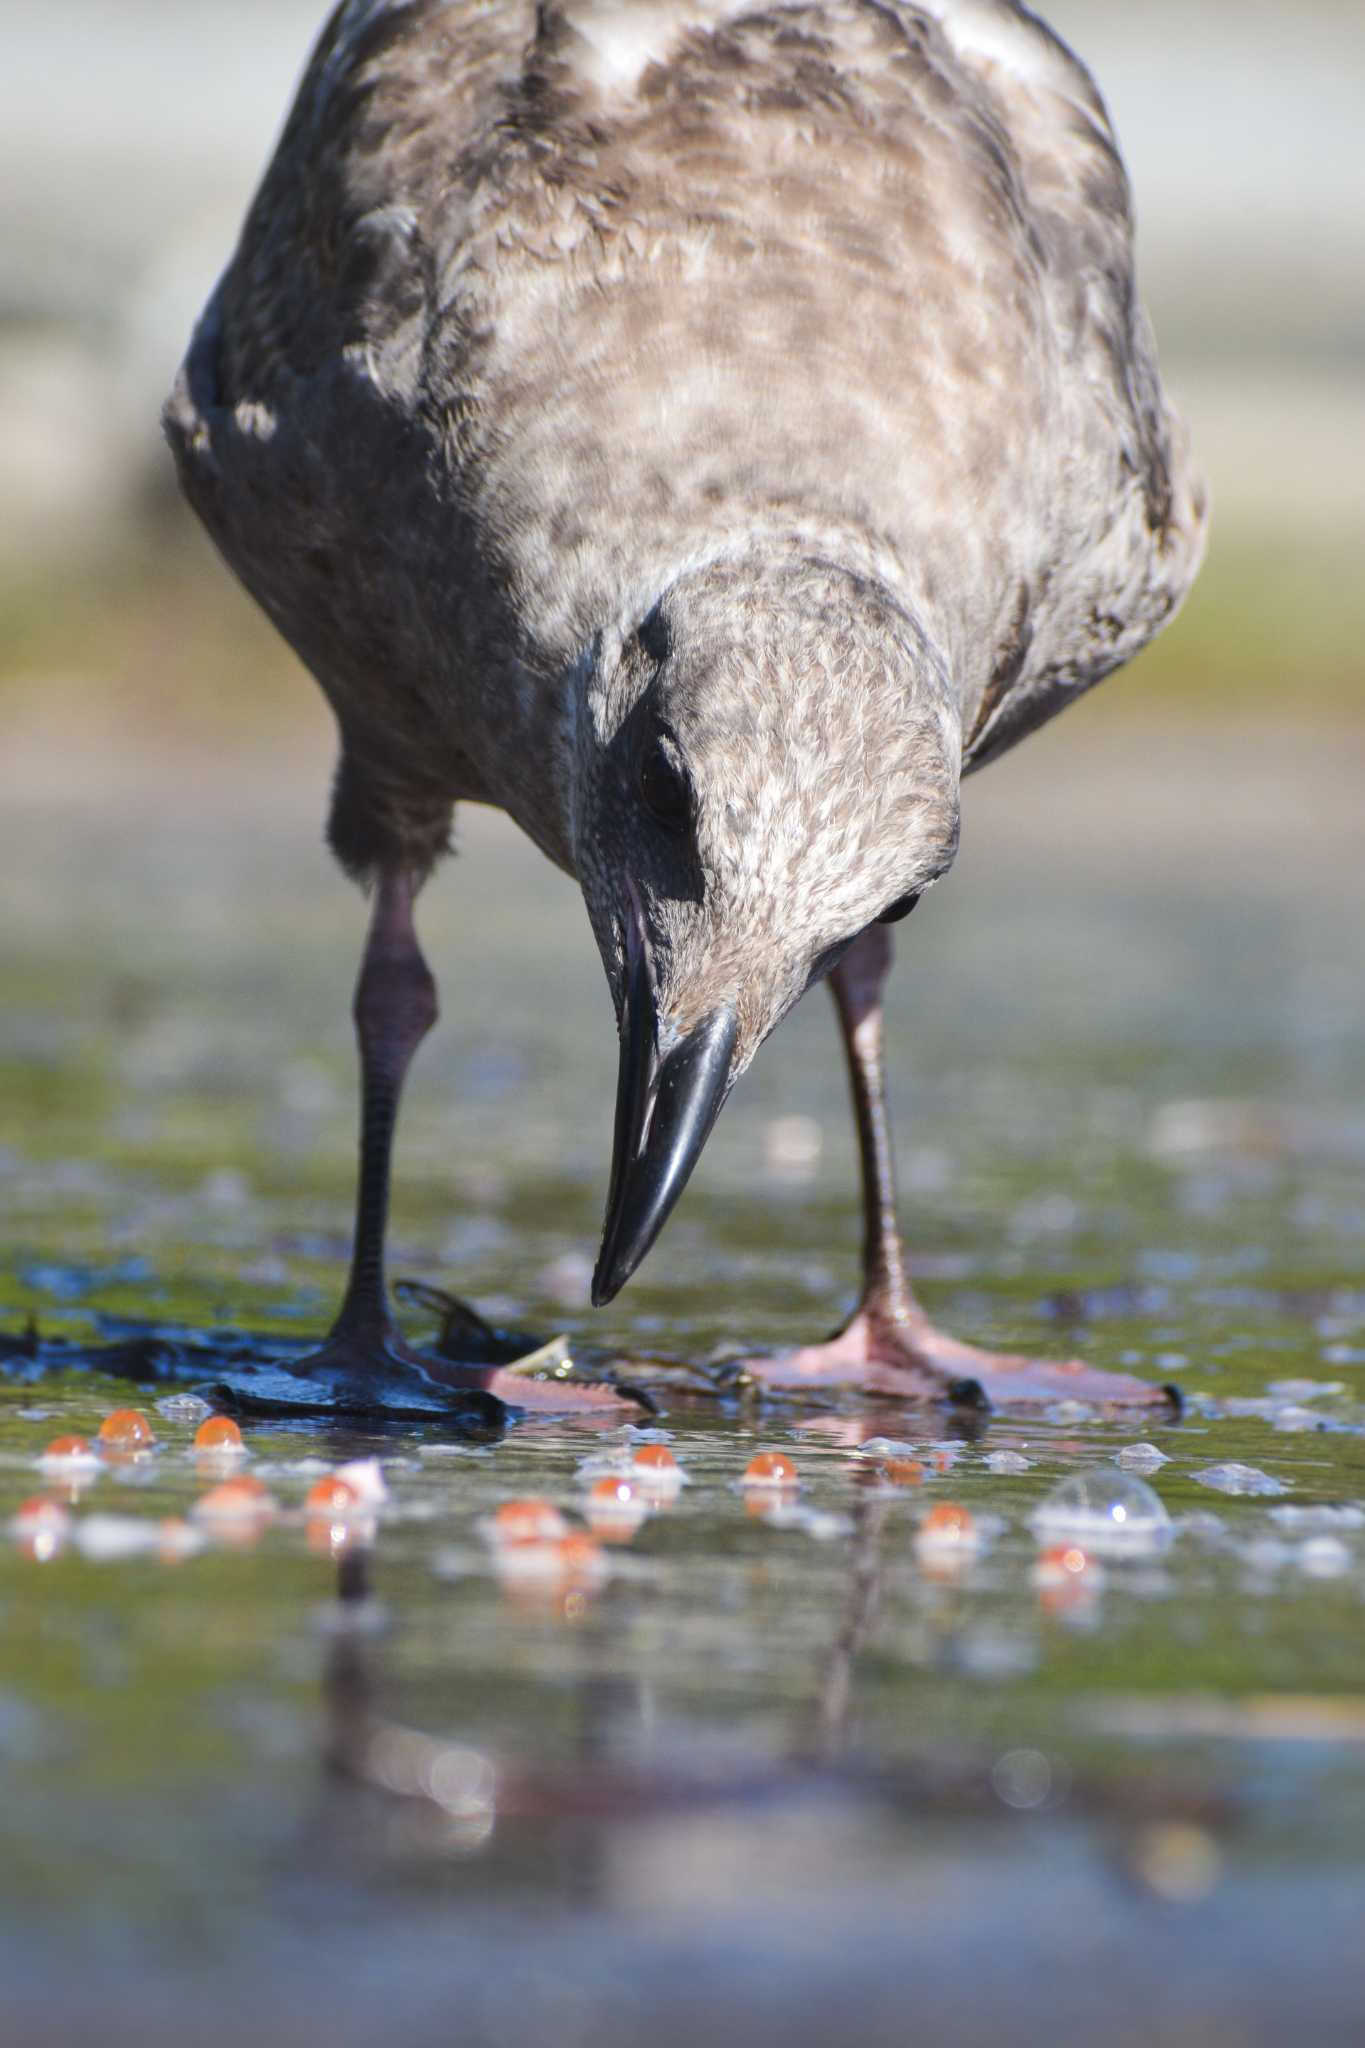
[[808, 1477, 890, 1758], [314, 1504, 1236, 1920]]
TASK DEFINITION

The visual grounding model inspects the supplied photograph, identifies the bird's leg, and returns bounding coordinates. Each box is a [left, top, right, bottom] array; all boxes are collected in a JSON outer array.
[[337, 865, 438, 1351], [273, 867, 629, 1418], [743, 926, 1175, 1411], [286, 866, 446, 1395]]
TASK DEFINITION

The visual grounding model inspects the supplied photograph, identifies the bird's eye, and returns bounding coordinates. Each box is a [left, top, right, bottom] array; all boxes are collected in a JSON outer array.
[[878, 891, 920, 925], [638, 737, 691, 834]]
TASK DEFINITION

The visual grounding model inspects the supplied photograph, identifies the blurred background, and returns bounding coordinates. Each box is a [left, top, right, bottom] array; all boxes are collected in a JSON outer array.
[[4, 0, 1363, 748]]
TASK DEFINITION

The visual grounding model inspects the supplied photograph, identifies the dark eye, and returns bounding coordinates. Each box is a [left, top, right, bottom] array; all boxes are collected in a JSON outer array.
[[638, 737, 691, 834], [878, 891, 920, 925]]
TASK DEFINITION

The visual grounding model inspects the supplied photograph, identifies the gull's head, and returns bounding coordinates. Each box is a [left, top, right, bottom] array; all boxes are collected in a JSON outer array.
[[572, 553, 961, 1303]]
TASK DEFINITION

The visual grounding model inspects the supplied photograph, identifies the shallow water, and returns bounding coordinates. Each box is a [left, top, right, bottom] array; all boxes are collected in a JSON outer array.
[[3, 726, 1365, 2042]]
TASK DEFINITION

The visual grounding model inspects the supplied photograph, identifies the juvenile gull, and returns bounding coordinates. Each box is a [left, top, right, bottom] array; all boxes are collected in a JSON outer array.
[[165, 0, 1206, 1414]]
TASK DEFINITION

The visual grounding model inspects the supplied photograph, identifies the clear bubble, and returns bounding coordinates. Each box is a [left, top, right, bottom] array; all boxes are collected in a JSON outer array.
[[1193, 1463, 1287, 1498], [992, 1748, 1056, 1809], [155, 1393, 212, 1425], [985, 1449, 1031, 1475], [1115, 1442, 1170, 1474], [1032, 1467, 1173, 1555], [1297, 1537, 1352, 1578]]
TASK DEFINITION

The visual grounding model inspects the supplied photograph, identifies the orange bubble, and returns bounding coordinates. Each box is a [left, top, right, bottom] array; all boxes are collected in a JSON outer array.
[[631, 1445, 677, 1472], [194, 1416, 244, 1451], [559, 1531, 601, 1570], [496, 1529, 606, 1616], [157, 1517, 198, 1564], [491, 1498, 568, 1545], [921, 1502, 975, 1540], [878, 1457, 924, 1486], [744, 1490, 782, 1521], [13, 1495, 67, 1531], [743, 1451, 798, 1487], [589, 1475, 638, 1507], [194, 1476, 272, 1548], [1038, 1543, 1090, 1581], [195, 1476, 272, 1519], [12, 1495, 69, 1560], [305, 1475, 360, 1516], [585, 1474, 648, 1542], [97, 1409, 155, 1449], [43, 1435, 91, 1461], [914, 1501, 980, 1578], [1033, 1544, 1104, 1615]]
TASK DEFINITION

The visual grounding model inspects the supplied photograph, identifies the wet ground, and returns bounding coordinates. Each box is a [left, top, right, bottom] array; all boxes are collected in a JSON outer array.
[[3, 716, 1365, 2044]]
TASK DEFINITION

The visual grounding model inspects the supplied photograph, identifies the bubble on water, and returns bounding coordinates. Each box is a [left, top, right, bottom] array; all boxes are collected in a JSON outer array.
[[1240, 1536, 1292, 1576], [630, 1444, 686, 1498], [38, 1437, 101, 1475], [856, 1437, 922, 1462], [915, 1502, 995, 1576], [193, 1477, 276, 1534], [73, 1514, 161, 1562], [1298, 1536, 1351, 1578], [584, 1475, 650, 1542], [156, 1394, 213, 1425], [956, 1630, 1039, 1680], [305, 1476, 360, 1517], [1032, 1468, 1172, 1555], [1268, 1380, 1344, 1401], [481, 1499, 569, 1548], [984, 1450, 1031, 1475], [777, 1505, 854, 1542], [866, 1454, 924, 1489], [1175, 1512, 1238, 1553], [1193, 1463, 1288, 1498], [1268, 1504, 1365, 1531], [1271, 1406, 1329, 1433], [992, 1748, 1055, 1809], [1130, 1822, 1221, 1904], [335, 1457, 388, 1507], [742, 1451, 799, 1488], [1042, 1400, 1096, 1426], [10, 1497, 70, 1563], [1115, 1443, 1171, 1474]]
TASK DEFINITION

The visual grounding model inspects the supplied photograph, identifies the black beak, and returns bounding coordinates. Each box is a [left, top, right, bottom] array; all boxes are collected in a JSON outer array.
[[592, 935, 737, 1308]]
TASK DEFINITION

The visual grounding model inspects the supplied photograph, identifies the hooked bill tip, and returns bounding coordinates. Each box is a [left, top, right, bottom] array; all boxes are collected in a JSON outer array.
[[593, 1003, 737, 1307]]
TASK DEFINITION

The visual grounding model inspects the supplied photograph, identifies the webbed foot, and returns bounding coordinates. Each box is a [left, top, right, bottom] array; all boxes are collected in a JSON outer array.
[[730, 1307, 1180, 1414]]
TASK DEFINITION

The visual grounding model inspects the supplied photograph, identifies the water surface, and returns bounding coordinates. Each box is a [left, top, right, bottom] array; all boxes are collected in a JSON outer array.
[[3, 724, 1364, 2042]]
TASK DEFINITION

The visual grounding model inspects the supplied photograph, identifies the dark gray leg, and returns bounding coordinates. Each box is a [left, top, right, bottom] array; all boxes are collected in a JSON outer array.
[[279, 865, 451, 1399], [328, 866, 438, 1352]]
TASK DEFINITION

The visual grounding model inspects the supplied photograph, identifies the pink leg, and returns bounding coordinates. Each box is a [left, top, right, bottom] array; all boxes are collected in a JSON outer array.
[[744, 926, 1175, 1412]]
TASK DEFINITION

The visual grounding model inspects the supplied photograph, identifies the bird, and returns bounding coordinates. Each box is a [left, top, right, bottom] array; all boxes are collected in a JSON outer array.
[[164, 0, 1206, 1418]]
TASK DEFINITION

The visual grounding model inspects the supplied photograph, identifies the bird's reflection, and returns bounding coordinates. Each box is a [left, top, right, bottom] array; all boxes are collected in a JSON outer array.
[[310, 1465, 1234, 1904]]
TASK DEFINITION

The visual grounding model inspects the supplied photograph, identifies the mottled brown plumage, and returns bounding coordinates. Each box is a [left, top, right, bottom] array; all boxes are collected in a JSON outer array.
[[165, 0, 1205, 1413]]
